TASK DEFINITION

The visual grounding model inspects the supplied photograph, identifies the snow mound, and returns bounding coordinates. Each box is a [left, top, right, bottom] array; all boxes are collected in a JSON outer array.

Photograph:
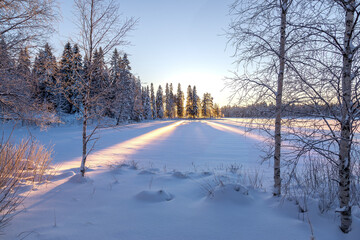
[[172, 171, 188, 179], [138, 170, 155, 175], [109, 167, 123, 175], [135, 190, 174, 203], [353, 206, 360, 219], [68, 174, 93, 184], [206, 184, 251, 204]]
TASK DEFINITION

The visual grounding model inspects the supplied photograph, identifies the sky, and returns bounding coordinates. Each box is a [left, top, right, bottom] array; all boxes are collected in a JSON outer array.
[[52, 0, 236, 106]]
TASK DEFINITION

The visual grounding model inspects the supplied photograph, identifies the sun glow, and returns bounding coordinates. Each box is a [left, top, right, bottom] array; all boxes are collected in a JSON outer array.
[[55, 121, 185, 172], [204, 121, 268, 142]]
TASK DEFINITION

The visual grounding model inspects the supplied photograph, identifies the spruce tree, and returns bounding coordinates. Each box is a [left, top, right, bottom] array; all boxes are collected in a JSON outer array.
[[165, 83, 170, 118], [32, 43, 58, 110], [169, 83, 175, 118], [16, 47, 31, 80], [150, 83, 156, 119], [116, 53, 133, 123], [91, 47, 109, 115], [16, 47, 32, 96], [192, 86, 199, 118], [176, 83, 184, 118], [186, 85, 193, 118], [143, 86, 152, 119], [202, 93, 214, 118], [132, 77, 143, 121], [59, 42, 74, 114], [107, 48, 121, 118], [156, 85, 164, 119], [72, 44, 83, 113]]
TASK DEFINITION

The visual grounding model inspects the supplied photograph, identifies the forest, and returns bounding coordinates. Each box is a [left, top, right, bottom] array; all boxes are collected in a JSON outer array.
[[1, 0, 360, 239]]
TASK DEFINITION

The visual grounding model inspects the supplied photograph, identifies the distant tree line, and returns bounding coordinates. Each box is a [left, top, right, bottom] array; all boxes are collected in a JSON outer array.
[[222, 103, 339, 118], [0, 39, 221, 123]]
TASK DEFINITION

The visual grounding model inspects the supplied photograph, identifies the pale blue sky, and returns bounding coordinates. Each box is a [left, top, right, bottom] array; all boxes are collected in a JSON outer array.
[[53, 0, 235, 106]]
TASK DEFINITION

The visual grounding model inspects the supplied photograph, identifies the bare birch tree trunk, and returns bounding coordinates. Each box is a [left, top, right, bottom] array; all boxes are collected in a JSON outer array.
[[80, 105, 88, 176], [74, 0, 136, 176], [338, 0, 354, 233], [273, 0, 288, 196]]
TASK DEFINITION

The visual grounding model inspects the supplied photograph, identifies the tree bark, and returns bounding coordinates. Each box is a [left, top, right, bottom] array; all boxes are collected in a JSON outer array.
[[339, 0, 354, 233], [80, 104, 87, 176], [273, 0, 287, 196]]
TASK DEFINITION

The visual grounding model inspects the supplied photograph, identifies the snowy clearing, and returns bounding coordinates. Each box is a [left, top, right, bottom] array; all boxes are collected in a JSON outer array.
[[2, 120, 359, 240]]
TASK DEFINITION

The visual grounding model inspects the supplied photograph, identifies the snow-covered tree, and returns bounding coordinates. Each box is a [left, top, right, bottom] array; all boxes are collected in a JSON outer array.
[[192, 86, 199, 118], [16, 47, 31, 81], [186, 85, 193, 118], [156, 85, 164, 119], [116, 53, 134, 123], [150, 83, 156, 119], [71, 44, 83, 113], [58, 42, 74, 114], [132, 77, 143, 121], [142, 86, 152, 120], [165, 83, 171, 118], [32, 43, 58, 110], [176, 83, 184, 118], [213, 103, 221, 118], [202, 93, 213, 118], [169, 83, 175, 118]]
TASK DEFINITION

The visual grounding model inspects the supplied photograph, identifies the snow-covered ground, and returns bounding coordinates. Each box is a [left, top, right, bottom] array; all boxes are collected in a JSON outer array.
[[2, 119, 359, 239]]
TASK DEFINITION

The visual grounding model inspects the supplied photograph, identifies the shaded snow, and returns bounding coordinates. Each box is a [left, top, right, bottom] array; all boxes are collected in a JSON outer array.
[[1, 120, 359, 240]]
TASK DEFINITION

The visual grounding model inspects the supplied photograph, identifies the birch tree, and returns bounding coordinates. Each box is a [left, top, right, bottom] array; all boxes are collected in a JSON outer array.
[[228, 0, 298, 196], [0, 0, 58, 50], [73, 0, 137, 176], [283, 0, 360, 233]]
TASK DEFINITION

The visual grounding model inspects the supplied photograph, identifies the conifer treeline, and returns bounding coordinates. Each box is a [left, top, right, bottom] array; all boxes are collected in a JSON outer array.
[[0, 40, 221, 122]]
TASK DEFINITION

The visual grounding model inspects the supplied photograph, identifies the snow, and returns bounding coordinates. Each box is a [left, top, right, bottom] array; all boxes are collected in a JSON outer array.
[[2, 119, 360, 239]]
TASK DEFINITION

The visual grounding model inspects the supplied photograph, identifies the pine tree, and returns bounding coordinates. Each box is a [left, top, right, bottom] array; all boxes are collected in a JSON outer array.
[[0, 38, 14, 119], [91, 47, 109, 115], [59, 42, 74, 114], [16, 47, 31, 80], [0, 38, 14, 83], [176, 83, 184, 118], [132, 77, 143, 121], [72, 44, 83, 113], [91, 48, 108, 96], [150, 83, 156, 119], [116, 53, 134, 123], [169, 83, 175, 118], [165, 83, 171, 118], [156, 85, 164, 119], [192, 86, 199, 118], [16, 47, 32, 96], [106, 48, 121, 118], [142, 86, 152, 119], [32, 43, 58, 110], [213, 103, 221, 118], [186, 85, 193, 118], [202, 93, 214, 118]]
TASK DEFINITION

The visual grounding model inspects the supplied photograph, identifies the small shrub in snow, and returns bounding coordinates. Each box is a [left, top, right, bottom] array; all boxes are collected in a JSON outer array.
[[129, 160, 139, 170], [227, 163, 242, 174], [0, 139, 52, 232]]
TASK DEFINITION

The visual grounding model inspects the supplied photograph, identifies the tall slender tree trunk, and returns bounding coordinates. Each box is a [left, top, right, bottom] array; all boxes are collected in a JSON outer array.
[[339, 1, 354, 233], [80, 104, 88, 176], [273, 0, 287, 196]]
